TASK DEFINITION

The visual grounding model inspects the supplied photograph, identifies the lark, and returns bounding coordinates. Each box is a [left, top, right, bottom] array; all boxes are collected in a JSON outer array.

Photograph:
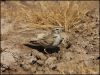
[[27, 26, 64, 53]]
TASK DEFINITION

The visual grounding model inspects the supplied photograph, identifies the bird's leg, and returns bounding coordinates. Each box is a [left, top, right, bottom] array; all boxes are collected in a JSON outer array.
[[44, 48, 48, 54], [44, 48, 50, 58], [57, 46, 63, 61]]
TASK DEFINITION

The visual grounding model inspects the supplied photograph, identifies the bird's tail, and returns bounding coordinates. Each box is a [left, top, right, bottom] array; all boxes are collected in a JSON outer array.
[[24, 43, 35, 48]]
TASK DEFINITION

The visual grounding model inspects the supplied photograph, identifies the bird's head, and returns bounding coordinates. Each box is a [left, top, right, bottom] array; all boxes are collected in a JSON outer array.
[[52, 26, 64, 34]]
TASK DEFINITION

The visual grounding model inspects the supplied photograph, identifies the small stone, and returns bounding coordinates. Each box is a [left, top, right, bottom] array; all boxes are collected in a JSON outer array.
[[31, 66, 37, 73], [22, 64, 31, 71], [28, 57, 37, 64], [1, 52, 16, 67], [56, 62, 65, 73], [37, 60, 44, 66], [24, 53, 37, 64], [45, 57, 57, 65], [1, 67, 6, 72], [32, 50, 47, 60], [49, 64, 56, 69], [63, 52, 74, 61], [66, 41, 71, 49], [1, 64, 9, 72], [32, 60, 37, 64], [36, 71, 44, 74], [37, 66, 43, 71]]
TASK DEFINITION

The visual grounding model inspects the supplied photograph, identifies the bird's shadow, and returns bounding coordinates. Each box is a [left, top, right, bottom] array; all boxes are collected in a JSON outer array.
[[24, 44, 60, 54]]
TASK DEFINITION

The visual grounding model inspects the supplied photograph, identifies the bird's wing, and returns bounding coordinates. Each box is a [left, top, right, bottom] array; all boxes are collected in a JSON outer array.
[[30, 34, 54, 47], [42, 34, 54, 45]]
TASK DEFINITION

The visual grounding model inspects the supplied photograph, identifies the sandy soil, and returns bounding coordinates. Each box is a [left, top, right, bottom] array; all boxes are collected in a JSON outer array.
[[1, 1, 99, 74]]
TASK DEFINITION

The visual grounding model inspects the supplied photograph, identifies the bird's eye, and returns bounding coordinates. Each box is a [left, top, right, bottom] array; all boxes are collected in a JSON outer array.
[[56, 29, 59, 30]]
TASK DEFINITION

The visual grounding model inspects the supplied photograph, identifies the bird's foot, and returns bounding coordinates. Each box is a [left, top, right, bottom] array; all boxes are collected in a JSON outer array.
[[44, 49, 48, 54]]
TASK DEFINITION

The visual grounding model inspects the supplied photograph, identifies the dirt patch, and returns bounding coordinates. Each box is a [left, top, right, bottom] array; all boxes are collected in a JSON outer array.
[[1, 1, 99, 74]]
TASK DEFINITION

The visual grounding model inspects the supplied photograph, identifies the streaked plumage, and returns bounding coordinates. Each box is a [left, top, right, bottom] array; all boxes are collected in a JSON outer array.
[[26, 26, 64, 53]]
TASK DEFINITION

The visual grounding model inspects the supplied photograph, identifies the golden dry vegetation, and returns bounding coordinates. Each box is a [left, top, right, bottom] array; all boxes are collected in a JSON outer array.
[[1, 1, 99, 30]]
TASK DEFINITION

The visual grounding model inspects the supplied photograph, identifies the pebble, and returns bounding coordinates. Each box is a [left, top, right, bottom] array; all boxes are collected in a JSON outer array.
[[37, 60, 44, 66], [45, 57, 57, 65], [56, 62, 65, 73], [1, 51, 16, 67]]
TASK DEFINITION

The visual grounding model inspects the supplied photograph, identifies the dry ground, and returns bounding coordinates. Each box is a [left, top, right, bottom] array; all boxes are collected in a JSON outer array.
[[1, 1, 99, 74]]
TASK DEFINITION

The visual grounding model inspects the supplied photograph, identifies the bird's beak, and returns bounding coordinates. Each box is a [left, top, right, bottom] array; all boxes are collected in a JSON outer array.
[[61, 27, 65, 32]]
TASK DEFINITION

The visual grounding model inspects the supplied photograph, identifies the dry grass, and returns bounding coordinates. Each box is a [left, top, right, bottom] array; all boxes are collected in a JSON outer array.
[[1, 1, 99, 31]]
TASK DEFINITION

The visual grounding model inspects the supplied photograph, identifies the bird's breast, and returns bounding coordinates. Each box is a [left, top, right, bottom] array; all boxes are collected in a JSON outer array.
[[52, 35, 62, 46]]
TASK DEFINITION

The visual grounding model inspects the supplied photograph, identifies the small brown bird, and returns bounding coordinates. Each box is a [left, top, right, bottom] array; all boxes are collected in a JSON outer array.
[[26, 26, 64, 53]]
